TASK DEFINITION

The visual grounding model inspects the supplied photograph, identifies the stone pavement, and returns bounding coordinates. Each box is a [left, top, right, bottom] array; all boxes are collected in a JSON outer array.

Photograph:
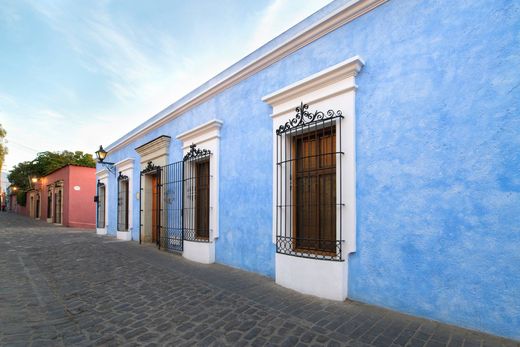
[[0, 213, 517, 347]]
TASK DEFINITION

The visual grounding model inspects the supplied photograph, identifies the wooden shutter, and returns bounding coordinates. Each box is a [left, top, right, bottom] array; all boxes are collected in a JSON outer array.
[[195, 160, 210, 239], [294, 126, 336, 253]]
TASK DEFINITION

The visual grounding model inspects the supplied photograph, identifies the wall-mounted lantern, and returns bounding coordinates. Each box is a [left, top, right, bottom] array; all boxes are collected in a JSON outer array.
[[95, 145, 116, 175]]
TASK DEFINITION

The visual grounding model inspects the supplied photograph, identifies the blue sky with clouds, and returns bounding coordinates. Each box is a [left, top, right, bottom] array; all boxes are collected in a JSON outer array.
[[0, 0, 331, 172]]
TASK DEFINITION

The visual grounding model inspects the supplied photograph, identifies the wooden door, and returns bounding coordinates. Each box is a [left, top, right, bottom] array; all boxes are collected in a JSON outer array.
[[54, 189, 62, 224]]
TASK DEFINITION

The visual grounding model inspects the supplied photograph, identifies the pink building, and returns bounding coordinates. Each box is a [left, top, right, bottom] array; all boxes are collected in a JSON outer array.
[[22, 165, 96, 228]]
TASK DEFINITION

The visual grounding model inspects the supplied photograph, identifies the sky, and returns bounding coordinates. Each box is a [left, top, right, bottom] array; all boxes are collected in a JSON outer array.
[[0, 0, 332, 174]]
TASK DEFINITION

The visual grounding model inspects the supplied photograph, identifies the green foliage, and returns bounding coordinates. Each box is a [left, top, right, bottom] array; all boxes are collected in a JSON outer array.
[[32, 151, 96, 174], [16, 190, 26, 207], [7, 161, 34, 192], [0, 124, 7, 171], [7, 150, 96, 196]]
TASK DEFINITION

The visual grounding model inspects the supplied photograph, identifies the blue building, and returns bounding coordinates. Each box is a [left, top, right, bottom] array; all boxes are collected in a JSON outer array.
[[95, 0, 520, 340]]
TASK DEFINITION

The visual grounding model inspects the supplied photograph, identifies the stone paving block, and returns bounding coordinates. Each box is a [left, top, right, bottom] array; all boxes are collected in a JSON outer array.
[[0, 213, 518, 347]]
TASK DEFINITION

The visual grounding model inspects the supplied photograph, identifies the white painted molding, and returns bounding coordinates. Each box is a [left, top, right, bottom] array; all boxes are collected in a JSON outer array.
[[135, 136, 171, 169], [117, 231, 132, 241], [96, 169, 108, 179], [178, 120, 222, 244], [262, 56, 364, 107], [105, 0, 386, 154], [116, 159, 134, 236], [276, 253, 348, 301], [96, 172, 109, 236], [176, 119, 223, 145], [96, 228, 107, 236], [263, 56, 360, 254], [114, 158, 135, 171], [264, 56, 360, 302], [135, 136, 171, 158], [183, 240, 215, 264]]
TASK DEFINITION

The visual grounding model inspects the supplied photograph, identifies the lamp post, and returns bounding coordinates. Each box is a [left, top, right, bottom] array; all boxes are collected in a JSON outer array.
[[95, 145, 116, 175]]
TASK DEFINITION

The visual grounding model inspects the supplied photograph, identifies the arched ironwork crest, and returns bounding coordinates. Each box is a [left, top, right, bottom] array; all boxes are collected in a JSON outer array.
[[184, 143, 211, 161], [118, 172, 128, 180], [142, 161, 160, 174], [276, 102, 343, 135]]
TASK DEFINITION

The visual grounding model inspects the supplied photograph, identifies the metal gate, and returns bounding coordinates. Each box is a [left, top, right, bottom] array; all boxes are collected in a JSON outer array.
[[139, 144, 211, 253], [158, 160, 184, 252]]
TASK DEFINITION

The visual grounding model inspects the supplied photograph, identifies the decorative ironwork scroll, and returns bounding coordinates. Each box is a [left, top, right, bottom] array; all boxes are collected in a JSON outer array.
[[183, 143, 211, 161], [276, 102, 343, 135], [142, 161, 160, 174], [118, 172, 128, 180]]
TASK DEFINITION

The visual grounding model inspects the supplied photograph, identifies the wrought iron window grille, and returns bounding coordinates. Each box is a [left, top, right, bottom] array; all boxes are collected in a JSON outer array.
[[96, 180, 106, 229], [182, 144, 211, 243], [117, 173, 129, 231], [275, 102, 345, 261], [47, 186, 53, 219], [139, 144, 212, 253]]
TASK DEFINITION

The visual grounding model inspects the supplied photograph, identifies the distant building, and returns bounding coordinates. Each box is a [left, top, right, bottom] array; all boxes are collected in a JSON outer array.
[[0, 171, 8, 209], [0, 171, 7, 194], [17, 165, 96, 228], [7, 186, 17, 212]]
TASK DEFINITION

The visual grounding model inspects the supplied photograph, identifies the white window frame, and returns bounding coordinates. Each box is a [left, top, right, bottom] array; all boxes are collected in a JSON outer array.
[[96, 169, 109, 235], [177, 119, 223, 264], [263, 56, 363, 301], [115, 158, 134, 241]]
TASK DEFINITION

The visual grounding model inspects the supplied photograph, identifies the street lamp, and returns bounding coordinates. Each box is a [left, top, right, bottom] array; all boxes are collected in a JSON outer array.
[[12, 186, 17, 192], [31, 177, 38, 183], [95, 145, 116, 175]]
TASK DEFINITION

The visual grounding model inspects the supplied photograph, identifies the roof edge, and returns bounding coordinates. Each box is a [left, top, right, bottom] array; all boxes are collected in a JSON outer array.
[[106, 0, 387, 154]]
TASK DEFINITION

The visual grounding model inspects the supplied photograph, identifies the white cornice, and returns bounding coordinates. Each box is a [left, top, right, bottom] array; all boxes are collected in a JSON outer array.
[[262, 56, 364, 107], [135, 136, 171, 158], [115, 158, 135, 173], [176, 119, 223, 146], [106, 0, 386, 154], [115, 158, 135, 167], [96, 169, 108, 179]]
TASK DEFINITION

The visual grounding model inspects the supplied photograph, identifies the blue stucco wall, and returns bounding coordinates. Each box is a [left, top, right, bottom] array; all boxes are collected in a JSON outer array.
[[99, 0, 520, 340]]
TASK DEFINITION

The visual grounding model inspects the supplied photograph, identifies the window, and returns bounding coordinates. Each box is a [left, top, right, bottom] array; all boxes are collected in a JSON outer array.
[[97, 182, 106, 228], [275, 103, 344, 261], [175, 120, 222, 264], [54, 189, 62, 224], [294, 126, 336, 253], [117, 173, 129, 231], [35, 193, 40, 219], [47, 187, 52, 218], [183, 145, 211, 242], [195, 160, 210, 240]]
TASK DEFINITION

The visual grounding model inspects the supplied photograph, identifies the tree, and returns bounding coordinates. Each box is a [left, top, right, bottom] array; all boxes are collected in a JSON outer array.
[[31, 150, 96, 175], [7, 150, 96, 206], [0, 124, 7, 172]]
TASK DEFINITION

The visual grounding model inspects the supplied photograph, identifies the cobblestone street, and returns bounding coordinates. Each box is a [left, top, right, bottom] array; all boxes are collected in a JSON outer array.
[[0, 213, 517, 347]]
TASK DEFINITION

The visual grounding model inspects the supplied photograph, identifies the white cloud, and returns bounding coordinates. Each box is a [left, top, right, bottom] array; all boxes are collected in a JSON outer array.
[[247, 0, 333, 52], [1, 0, 334, 174]]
